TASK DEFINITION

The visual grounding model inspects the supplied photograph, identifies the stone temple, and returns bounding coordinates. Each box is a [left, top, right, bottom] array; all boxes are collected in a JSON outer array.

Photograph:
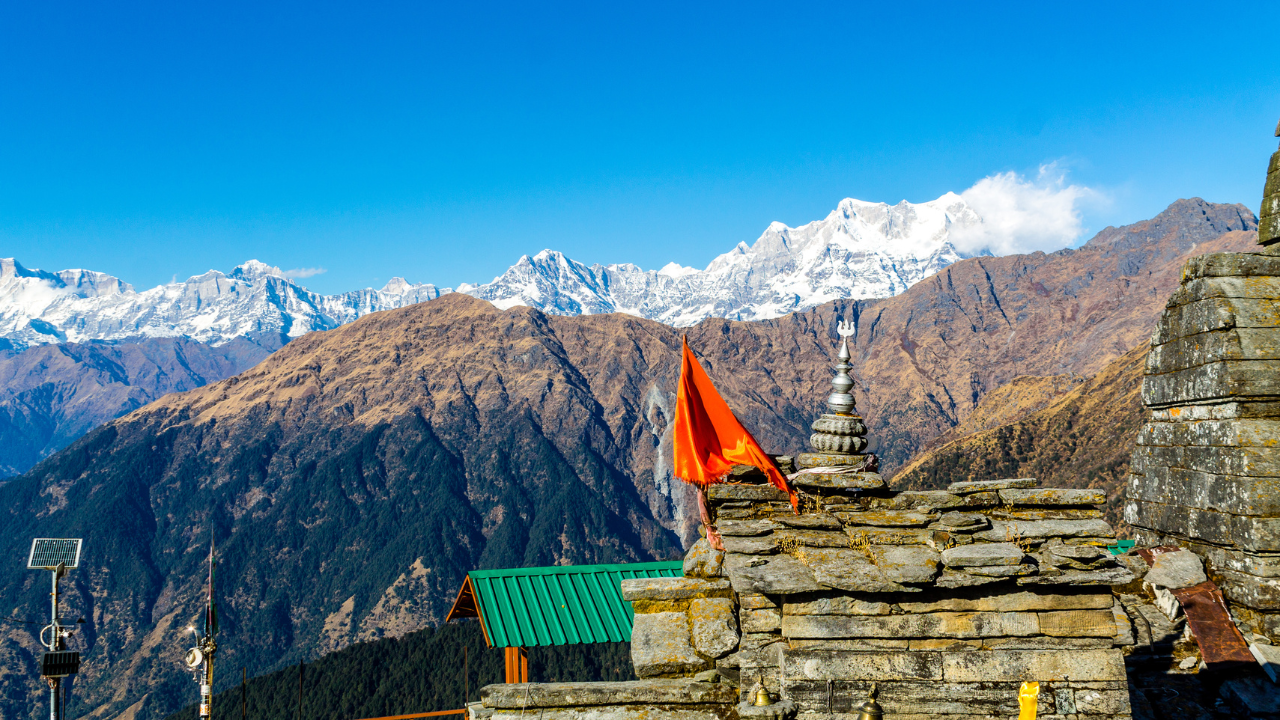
[[467, 125, 1280, 720]]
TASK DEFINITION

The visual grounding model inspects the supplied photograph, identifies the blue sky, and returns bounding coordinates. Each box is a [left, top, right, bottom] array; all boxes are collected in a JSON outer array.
[[2, 1, 1277, 294]]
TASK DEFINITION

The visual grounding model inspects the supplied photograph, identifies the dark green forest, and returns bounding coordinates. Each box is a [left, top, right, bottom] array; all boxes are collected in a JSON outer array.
[[161, 620, 634, 720]]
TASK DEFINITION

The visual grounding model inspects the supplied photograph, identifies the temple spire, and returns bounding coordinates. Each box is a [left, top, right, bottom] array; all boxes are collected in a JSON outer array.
[[1259, 116, 1280, 251]]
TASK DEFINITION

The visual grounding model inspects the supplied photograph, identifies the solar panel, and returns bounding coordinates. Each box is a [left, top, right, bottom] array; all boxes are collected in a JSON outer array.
[[27, 539, 82, 570]]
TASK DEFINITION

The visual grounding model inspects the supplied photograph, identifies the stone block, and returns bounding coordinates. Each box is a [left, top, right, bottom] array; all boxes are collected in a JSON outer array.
[[1137, 417, 1280, 448], [1162, 537, 1280, 578], [935, 571, 1009, 589], [784, 679, 1057, 717], [490, 707, 733, 720], [773, 528, 853, 547], [1016, 567, 1133, 586], [708, 484, 789, 503], [683, 539, 725, 578], [787, 638, 908, 650], [689, 598, 738, 659], [1181, 252, 1280, 280], [782, 594, 892, 616], [835, 510, 935, 527], [989, 508, 1102, 520], [1148, 328, 1280, 372], [1125, 498, 1280, 552], [974, 519, 1115, 541], [1215, 567, 1280, 610], [720, 535, 780, 555], [622, 577, 732, 602], [1166, 276, 1280, 308], [774, 513, 841, 530], [866, 490, 966, 511], [942, 542, 1026, 568], [1037, 610, 1117, 637], [870, 545, 940, 583], [480, 679, 737, 708], [1143, 360, 1280, 407], [738, 593, 777, 610], [630, 612, 711, 677], [726, 554, 824, 596], [782, 649, 944, 681], [843, 527, 933, 545], [982, 637, 1113, 649], [1126, 462, 1280, 516], [997, 488, 1106, 506], [898, 589, 1113, 613], [716, 519, 777, 536], [739, 608, 780, 634], [965, 563, 1038, 577], [932, 511, 988, 531], [1153, 296, 1280, 345], [1220, 676, 1280, 719], [792, 547, 916, 593], [782, 611, 1039, 639], [1131, 442, 1280, 479], [948, 478, 1037, 493], [790, 471, 884, 490], [941, 649, 1127, 682]]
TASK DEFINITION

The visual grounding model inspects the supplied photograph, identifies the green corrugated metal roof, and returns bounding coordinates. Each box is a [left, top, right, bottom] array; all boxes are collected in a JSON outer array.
[[447, 561, 683, 648]]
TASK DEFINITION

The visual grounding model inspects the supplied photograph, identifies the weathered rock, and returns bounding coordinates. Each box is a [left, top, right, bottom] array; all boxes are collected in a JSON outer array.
[[869, 545, 940, 584], [782, 594, 892, 616], [835, 510, 934, 527], [965, 563, 1038, 578], [726, 554, 825, 595], [783, 611, 1040, 639], [773, 528, 851, 547], [843, 527, 932, 545], [948, 478, 1038, 494], [708, 484, 790, 503], [480, 679, 738, 708], [790, 471, 884, 490], [622, 577, 733, 602], [716, 519, 778, 536], [997, 488, 1106, 507], [974, 519, 1115, 542], [941, 542, 1026, 568], [684, 539, 726, 578], [940, 648, 1127, 682], [690, 598, 738, 658], [630, 612, 711, 677], [1017, 567, 1134, 586], [935, 571, 1009, 589], [738, 593, 777, 610], [794, 547, 917, 593], [794, 452, 877, 471], [720, 535, 780, 555], [899, 589, 1114, 613], [1037, 609, 1118, 637], [774, 514, 841, 530], [739, 608, 781, 634], [1143, 549, 1208, 590], [1125, 497, 1280, 552], [933, 511, 988, 531]]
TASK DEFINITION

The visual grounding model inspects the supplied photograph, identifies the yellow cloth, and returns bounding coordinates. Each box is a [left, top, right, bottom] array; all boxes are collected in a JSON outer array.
[[1018, 681, 1040, 720]]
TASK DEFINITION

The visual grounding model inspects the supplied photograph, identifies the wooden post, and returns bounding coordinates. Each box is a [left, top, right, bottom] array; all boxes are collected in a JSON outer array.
[[503, 647, 528, 683], [241, 667, 246, 720]]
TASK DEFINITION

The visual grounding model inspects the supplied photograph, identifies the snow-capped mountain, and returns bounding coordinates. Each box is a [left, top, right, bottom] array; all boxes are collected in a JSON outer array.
[[0, 192, 982, 349], [461, 193, 983, 325], [0, 258, 447, 350]]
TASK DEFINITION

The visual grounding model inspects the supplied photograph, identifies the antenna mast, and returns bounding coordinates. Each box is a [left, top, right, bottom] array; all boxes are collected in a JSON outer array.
[[26, 538, 83, 720], [184, 537, 219, 719]]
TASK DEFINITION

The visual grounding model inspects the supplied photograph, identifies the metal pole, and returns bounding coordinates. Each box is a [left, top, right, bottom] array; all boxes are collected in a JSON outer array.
[[297, 661, 303, 720], [48, 568, 60, 720], [241, 667, 246, 720], [463, 646, 468, 705]]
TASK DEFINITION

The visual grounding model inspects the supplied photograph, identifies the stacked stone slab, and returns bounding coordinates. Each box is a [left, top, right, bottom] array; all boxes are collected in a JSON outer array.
[[696, 476, 1135, 719], [1125, 251, 1280, 641], [1260, 119, 1280, 249]]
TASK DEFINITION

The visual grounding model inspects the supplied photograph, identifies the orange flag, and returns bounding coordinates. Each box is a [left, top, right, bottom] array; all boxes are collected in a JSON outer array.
[[672, 337, 797, 510]]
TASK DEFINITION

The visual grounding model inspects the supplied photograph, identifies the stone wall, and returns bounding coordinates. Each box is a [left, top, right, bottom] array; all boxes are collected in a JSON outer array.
[[1125, 252, 1280, 642]]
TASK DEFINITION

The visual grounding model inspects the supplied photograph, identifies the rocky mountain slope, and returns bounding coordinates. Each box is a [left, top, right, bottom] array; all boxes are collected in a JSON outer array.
[[893, 342, 1149, 527], [0, 194, 979, 349], [0, 198, 1256, 720], [0, 337, 278, 477]]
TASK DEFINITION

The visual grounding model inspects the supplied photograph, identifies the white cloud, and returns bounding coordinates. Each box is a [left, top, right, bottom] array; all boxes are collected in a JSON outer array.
[[951, 164, 1101, 256], [281, 267, 327, 280]]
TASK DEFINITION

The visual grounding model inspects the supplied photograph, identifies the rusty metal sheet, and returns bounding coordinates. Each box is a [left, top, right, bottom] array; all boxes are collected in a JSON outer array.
[[1135, 545, 1181, 566], [1171, 580, 1255, 668]]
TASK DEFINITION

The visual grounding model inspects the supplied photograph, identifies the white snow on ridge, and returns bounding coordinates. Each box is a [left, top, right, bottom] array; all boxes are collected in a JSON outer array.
[[0, 192, 985, 349]]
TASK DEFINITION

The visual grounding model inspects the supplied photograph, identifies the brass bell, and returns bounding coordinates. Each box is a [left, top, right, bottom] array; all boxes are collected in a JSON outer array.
[[855, 683, 883, 720], [752, 683, 772, 707]]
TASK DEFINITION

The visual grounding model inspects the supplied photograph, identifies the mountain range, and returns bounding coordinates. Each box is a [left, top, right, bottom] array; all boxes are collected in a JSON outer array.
[[0, 193, 980, 351], [0, 198, 1256, 720]]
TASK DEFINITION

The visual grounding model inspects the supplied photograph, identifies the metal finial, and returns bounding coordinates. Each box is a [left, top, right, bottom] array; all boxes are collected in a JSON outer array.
[[827, 320, 856, 414]]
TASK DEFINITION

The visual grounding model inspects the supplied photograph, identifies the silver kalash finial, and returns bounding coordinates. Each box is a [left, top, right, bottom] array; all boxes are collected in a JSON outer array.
[[827, 321, 856, 414]]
